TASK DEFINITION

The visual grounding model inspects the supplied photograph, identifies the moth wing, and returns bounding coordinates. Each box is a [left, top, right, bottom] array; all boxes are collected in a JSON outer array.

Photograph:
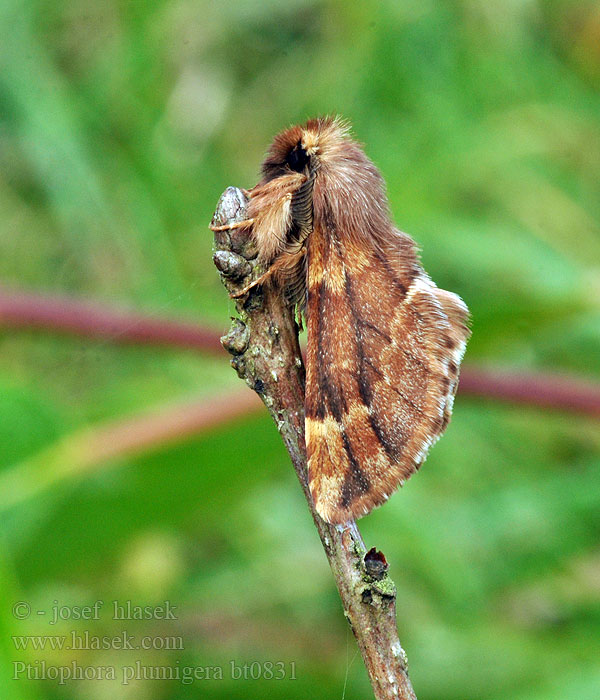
[[305, 229, 470, 524]]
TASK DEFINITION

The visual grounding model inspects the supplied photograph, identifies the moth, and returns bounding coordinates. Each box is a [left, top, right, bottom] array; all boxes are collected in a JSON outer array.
[[212, 117, 470, 524]]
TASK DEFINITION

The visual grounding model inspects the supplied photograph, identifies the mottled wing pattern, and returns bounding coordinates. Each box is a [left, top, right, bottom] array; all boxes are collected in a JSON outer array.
[[305, 226, 470, 524]]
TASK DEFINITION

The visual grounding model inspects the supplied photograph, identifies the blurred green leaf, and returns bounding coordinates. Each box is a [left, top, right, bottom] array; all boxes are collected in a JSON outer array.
[[0, 0, 599, 698]]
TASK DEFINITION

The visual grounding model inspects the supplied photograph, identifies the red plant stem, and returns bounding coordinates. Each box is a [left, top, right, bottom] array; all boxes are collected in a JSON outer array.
[[0, 287, 223, 354], [459, 366, 600, 418], [1, 287, 599, 418]]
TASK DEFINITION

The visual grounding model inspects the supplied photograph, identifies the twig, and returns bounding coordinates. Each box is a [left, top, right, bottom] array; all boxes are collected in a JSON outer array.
[[211, 187, 417, 700], [1, 288, 599, 418]]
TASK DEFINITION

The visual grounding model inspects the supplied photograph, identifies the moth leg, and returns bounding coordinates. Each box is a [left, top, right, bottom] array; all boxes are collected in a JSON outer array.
[[230, 267, 276, 298], [231, 248, 306, 300], [209, 218, 254, 232]]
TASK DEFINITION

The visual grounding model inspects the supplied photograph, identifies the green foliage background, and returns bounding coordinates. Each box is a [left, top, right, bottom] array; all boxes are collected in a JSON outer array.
[[1, 0, 599, 698]]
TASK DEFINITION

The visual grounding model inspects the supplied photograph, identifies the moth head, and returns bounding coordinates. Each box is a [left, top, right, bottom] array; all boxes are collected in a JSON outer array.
[[260, 117, 390, 242], [284, 140, 311, 173], [260, 116, 349, 181]]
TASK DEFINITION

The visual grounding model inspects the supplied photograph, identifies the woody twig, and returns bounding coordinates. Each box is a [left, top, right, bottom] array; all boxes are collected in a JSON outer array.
[[212, 187, 417, 700]]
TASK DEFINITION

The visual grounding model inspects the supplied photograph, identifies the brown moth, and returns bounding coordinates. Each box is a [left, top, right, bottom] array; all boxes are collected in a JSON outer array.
[[212, 117, 470, 524]]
